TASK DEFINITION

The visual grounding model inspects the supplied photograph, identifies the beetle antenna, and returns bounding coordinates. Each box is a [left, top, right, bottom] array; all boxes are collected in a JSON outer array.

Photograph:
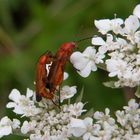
[[75, 36, 93, 43]]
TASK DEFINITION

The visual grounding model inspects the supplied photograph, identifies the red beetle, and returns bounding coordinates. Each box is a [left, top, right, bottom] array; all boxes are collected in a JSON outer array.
[[35, 51, 53, 101], [46, 42, 76, 97]]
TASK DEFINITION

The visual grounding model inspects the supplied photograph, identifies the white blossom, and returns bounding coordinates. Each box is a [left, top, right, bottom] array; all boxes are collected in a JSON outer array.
[[91, 4, 140, 87], [69, 99, 140, 139], [94, 18, 123, 35], [5, 88, 86, 139], [60, 85, 77, 102], [70, 47, 105, 77], [105, 59, 128, 77], [69, 117, 97, 140], [123, 15, 140, 44], [133, 4, 140, 18], [67, 102, 86, 117], [2, 88, 140, 140], [0, 116, 20, 138], [6, 88, 42, 117], [0, 117, 12, 138]]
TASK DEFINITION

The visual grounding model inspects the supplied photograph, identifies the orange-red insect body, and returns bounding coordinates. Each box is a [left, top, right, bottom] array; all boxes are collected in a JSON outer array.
[[46, 42, 76, 96], [35, 51, 53, 101]]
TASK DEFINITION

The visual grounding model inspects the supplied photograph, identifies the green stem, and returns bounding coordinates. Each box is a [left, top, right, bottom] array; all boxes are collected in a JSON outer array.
[[97, 63, 107, 71]]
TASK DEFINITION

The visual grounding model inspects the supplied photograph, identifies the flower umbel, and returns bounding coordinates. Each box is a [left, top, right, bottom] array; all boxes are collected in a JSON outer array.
[[70, 4, 140, 88]]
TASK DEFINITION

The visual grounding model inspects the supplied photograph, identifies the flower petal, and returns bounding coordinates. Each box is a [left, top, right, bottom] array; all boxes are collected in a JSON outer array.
[[83, 117, 93, 127], [60, 86, 77, 102], [135, 31, 140, 43], [69, 118, 86, 137], [9, 89, 21, 102], [91, 63, 97, 71], [13, 106, 24, 114], [92, 37, 105, 46], [6, 102, 16, 108], [94, 19, 111, 34], [0, 117, 11, 125], [83, 47, 96, 56], [21, 121, 30, 134], [0, 126, 12, 138], [124, 15, 139, 33], [70, 52, 88, 70], [78, 62, 92, 77], [26, 88, 34, 98], [133, 4, 140, 18], [12, 119, 20, 129]]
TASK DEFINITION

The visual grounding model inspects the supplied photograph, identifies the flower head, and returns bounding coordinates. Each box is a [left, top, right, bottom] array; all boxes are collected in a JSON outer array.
[[60, 85, 77, 102], [6, 88, 42, 117], [70, 47, 105, 77]]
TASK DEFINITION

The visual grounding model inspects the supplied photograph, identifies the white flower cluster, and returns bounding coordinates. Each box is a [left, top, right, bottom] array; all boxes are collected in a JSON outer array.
[[1, 3, 140, 140], [0, 86, 84, 140], [71, 4, 140, 87], [20, 101, 85, 140], [69, 99, 140, 140], [1, 88, 140, 140]]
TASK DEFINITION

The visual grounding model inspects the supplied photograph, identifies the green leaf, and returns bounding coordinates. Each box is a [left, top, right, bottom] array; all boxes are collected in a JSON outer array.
[[75, 86, 84, 103], [135, 86, 140, 98], [103, 81, 120, 89], [81, 108, 94, 119]]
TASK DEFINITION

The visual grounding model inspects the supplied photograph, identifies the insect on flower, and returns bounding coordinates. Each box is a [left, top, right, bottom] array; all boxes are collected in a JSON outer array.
[[47, 38, 92, 95], [36, 38, 91, 104], [46, 42, 76, 100], [35, 51, 53, 102]]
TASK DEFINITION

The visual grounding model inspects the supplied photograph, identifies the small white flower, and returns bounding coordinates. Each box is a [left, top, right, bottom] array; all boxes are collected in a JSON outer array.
[[68, 102, 86, 117], [6, 88, 42, 117], [92, 34, 118, 53], [106, 59, 128, 78], [69, 118, 86, 137], [124, 15, 139, 43], [110, 18, 124, 34], [21, 121, 30, 134], [70, 47, 104, 77], [21, 121, 36, 134], [133, 4, 140, 18], [60, 85, 77, 102], [116, 110, 127, 126], [123, 99, 139, 112], [94, 108, 115, 125], [12, 119, 20, 129], [94, 18, 123, 34], [69, 117, 99, 140], [0, 117, 12, 138], [0, 117, 20, 138]]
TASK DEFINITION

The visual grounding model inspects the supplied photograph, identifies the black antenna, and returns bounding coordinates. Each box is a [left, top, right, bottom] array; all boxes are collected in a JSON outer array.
[[75, 36, 93, 43]]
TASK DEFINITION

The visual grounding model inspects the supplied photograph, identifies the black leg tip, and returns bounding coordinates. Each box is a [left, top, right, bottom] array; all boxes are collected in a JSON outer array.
[[36, 94, 42, 102]]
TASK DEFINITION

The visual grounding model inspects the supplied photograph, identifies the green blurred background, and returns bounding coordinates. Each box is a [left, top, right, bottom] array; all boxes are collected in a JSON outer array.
[[0, 0, 139, 139]]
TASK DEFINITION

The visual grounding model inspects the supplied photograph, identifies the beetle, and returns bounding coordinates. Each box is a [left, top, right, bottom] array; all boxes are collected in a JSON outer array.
[[46, 42, 76, 99], [35, 51, 54, 102], [35, 37, 92, 104]]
